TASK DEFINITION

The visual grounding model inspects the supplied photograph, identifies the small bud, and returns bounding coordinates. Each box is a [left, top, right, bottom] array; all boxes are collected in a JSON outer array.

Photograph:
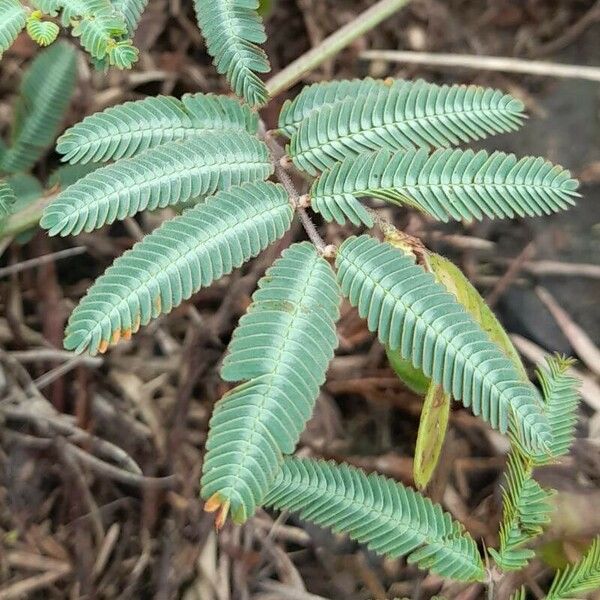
[[321, 244, 337, 259], [279, 155, 293, 169], [298, 194, 311, 208]]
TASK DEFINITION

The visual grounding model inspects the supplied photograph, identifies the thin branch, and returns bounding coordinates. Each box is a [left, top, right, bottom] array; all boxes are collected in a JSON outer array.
[[0, 246, 87, 279], [262, 128, 328, 253], [265, 0, 413, 97], [360, 49, 600, 82]]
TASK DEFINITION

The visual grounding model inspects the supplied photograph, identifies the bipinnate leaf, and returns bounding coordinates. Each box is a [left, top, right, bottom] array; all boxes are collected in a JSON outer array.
[[263, 457, 486, 582], [289, 81, 525, 175], [201, 243, 340, 524], [42, 131, 273, 235], [309, 148, 579, 225], [193, 0, 270, 106], [336, 235, 551, 452], [62, 181, 293, 355], [57, 94, 258, 164]]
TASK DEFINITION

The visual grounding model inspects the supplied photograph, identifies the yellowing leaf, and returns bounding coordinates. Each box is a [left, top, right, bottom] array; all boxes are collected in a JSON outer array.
[[427, 253, 527, 379], [414, 383, 450, 490], [384, 233, 528, 487]]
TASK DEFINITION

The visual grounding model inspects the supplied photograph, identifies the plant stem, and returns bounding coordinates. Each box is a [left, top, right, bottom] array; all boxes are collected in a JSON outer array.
[[260, 122, 328, 252], [265, 0, 413, 97]]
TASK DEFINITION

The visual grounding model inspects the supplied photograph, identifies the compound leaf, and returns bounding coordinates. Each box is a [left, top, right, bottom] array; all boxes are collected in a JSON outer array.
[[201, 243, 340, 524], [263, 457, 486, 582], [26, 10, 60, 46], [289, 81, 525, 175], [513, 355, 580, 465], [489, 451, 553, 571], [278, 78, 398, 137], [1, 42, 77, 173], [335, 235, 551, 452], [0, 179, 17, 219], [310, 148, 579, 224], [111, 0, 148, 34], [57, 94, 258, 164], [0, 0, 27, 59], [194, 0, 270, 106], [42, 131, 273, 235], [546, 536, 600, 600], [62, 181, 293, 355], [413, 383, 450, 490]]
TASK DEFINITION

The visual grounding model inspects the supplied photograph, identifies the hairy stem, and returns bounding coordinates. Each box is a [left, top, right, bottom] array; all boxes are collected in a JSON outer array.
[[265, 0, 413, 97], [262, 128, 327, 252]]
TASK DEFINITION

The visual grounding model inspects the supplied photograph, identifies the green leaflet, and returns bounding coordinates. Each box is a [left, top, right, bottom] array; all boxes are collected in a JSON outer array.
[[387, 349, 430, 395], [508, 587, 526, 600], [311, 193, 374, 228], [489, 450, 553, 571], [263, 457, 485, 582], [71, 15, 138, 67], [49, 162, 102, 189], [289, 81, 525, 175], [41, 131, 273, 236], [546, 536, 600, 600], [4, 173, 43, 211], [512, 355, 580, 465], [62, 181, 293, 355], [309, 148, 579, 225], [26, 11, 60, 46], [57, 94, 259, 164], [387, 246, 527, 488], [0, 0, 27, 59], [427, 252, 527, 378], [336, 235, 551, 451], [194, 0, 270, 106], [0, 179, 17, 219], [1, 43, 77, 174], [201, 243, 340, 524], [58, 0, 114, 25], [31, 0, 61, 15], [278, 78, 398, 137], [111, 0, 148, 34], [413, 384, 450, 491]]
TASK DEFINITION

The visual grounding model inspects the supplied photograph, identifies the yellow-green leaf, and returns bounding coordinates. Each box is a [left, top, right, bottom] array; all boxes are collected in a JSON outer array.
[[427, 253, 527, 379], [414, 383, 450, 490], [386, 349, 430, 395], [26, 10, 59, 47], [383, 232, 528, 487]]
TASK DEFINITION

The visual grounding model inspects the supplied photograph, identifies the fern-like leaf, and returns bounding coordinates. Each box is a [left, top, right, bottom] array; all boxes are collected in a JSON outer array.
[[1, 43, 77, 174], [41, 131, 273, 236], [0, 0, 27, 59], [289, 81, 525, 175], [26, 10, 60, 46], [111, 0, 148, 34], [57, 94, 259, 164], [508, 587, 527, 600], [513, 355, 580, 464], [71, 14, 138, 67], [310, 149, 579, 225], [31, 0, 61, 16], [489, 451, 553, 571], [263, 457, 485, 582], [0, 179, 17, 219], [335, 235, 551, 451], [194, 0, 270, 106], [201, 243, 340, 524], [62, 181, 293, 355], [546, 536, 600, 600], [58, 0, 114, 24], [277, 78, 398, 137]]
